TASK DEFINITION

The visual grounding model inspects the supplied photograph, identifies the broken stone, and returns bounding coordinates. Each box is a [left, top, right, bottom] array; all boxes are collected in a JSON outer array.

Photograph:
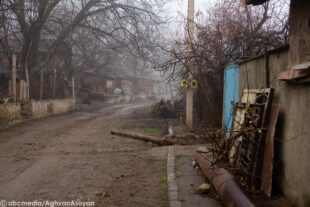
[[196, 147, 208, 153], [38, 189, 48, 194], [192, 161, 197, 168], [196, 183, 211, 194], [95, 191, 103, 196]]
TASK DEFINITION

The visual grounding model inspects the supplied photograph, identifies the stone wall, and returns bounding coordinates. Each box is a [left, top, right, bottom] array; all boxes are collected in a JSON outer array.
[[30, 99, 76, 118], [0, 99, 76, 130], [0, 103, 22, 130], [239, 47, 310, 207]]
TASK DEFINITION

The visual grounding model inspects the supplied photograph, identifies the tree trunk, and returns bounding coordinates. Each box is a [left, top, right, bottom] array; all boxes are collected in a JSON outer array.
[[8, 80, 12, 95], [72, 75, 75, 98], [25, 65, 30, 100], [40, 69, 44, 100], [12, 54, 16, 102], [20, 80, 24, 101], [53, 68, 56, 99]]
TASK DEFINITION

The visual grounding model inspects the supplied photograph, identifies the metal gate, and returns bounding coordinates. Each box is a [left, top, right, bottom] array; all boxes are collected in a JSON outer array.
[[223, 63, 239, 137]]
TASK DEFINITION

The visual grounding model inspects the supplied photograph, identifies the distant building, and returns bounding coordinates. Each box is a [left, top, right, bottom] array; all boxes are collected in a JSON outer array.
[[0, 39, 72, 99]]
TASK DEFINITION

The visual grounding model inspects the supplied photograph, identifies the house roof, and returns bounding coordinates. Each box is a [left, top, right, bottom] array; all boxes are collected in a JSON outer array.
[[237, 44, 289, 65]]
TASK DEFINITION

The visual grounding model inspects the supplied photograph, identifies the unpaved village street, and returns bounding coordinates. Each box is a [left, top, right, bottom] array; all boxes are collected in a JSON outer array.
[[0, 102, 168, 207]]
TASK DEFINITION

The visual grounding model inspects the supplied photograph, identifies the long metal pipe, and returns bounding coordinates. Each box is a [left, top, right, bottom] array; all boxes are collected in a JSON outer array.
[[195, 151, 255, 207]]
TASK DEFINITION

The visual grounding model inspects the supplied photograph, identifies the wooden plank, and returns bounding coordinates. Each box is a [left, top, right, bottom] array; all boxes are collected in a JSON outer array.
[[278, 69, 310, 80], [261, 104, 280, 197]]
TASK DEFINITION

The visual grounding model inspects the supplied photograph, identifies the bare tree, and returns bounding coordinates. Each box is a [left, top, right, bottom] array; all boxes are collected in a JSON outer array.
[[0, 0, 167, 98], [157, 0, 290, 127]]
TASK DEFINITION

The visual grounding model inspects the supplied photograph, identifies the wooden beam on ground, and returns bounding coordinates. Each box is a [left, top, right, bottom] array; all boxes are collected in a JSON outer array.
[[111, 129, 180, 146]]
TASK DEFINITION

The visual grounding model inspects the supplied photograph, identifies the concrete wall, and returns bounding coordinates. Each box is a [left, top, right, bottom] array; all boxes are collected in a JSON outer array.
[[30, 98, 76, 118], [288, 0, 310, 66], [0, 103, 22, 130], [238, 47, 310, 207]]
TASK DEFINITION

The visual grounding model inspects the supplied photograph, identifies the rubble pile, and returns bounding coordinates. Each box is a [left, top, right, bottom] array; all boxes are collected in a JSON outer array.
[[152, 99, 176, 118]]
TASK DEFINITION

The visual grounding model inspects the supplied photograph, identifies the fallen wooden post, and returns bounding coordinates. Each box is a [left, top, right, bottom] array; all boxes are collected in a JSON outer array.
[[195, 149, 255, 207], [111, 129, 180, 146]]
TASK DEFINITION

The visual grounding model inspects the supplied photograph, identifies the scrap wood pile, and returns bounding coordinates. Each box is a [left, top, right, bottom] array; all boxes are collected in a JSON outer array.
[[152, 99, 176, 118], [152, 98, 185, 118], [195, 88, 280, 207], [0, 95, 15, 104]]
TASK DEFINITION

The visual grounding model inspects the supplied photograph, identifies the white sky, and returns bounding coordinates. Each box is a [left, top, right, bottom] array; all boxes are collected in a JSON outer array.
[[162, 0, 216, 40], [166, 0, 216, 16]]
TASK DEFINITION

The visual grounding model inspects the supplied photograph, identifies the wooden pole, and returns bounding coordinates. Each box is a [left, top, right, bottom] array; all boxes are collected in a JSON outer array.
[[53, 68, 56, 99], [186, 86, 194, 130], [186, 0, 195, 130], [40, 69, 44, 100], [111, 129, 180, 146], [25, 65, 30, 100], [12, 54, 16, 102], [72, 75, 75, 98]]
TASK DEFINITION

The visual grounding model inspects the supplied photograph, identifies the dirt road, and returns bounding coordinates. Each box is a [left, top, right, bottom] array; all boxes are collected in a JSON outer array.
[[0, 102, 168, 207]]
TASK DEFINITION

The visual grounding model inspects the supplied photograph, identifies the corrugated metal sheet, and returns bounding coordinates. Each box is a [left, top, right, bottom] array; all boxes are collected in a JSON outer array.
[[223, 63, 239, 137]]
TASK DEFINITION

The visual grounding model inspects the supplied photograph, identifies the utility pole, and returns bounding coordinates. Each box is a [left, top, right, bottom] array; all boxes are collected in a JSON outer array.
[[186, 0, 195, 130]]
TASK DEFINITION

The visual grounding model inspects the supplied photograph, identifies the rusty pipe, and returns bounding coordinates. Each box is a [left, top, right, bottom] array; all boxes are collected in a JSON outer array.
[[195, 151, 255, 207]]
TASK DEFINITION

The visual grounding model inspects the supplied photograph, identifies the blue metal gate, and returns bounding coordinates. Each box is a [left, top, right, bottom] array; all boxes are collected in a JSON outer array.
[[223, 63, 239, 137]]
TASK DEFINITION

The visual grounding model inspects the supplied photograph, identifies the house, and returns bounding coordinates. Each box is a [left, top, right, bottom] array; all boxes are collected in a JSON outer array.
[[223, 0, 310, 206], [0, 39, 73, 100]]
